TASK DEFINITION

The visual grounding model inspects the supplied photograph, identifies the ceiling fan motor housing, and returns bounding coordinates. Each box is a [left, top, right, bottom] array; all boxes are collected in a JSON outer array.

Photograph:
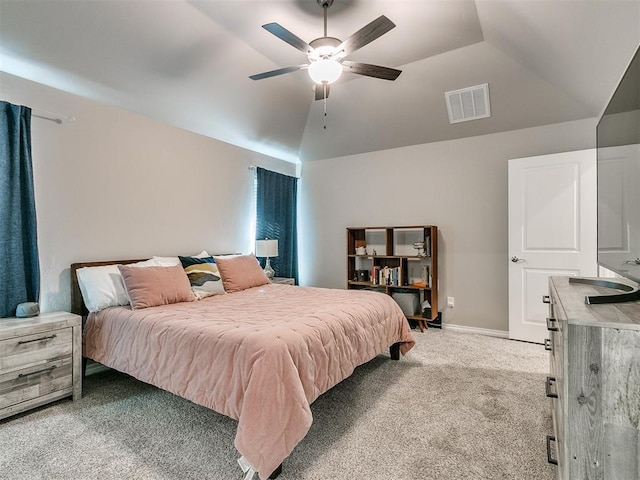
[[309, 37, 342, 60]]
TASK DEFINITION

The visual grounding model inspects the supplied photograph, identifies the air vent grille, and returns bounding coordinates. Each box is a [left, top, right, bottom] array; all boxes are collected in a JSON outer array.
[[445, 83, 491, 124]]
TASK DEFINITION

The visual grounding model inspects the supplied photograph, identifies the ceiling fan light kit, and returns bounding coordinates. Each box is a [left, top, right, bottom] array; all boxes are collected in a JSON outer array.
[[249, 0, 402, 98], [308, 58, 342, 84]]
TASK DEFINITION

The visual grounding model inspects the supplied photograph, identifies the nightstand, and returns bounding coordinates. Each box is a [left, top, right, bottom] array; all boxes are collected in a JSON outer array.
[[271, 277, 295, 285], [0, 311, 82, 420]]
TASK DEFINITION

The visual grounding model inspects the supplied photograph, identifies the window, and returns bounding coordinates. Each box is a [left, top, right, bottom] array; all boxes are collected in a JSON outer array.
[[255, 167, 298, 282]]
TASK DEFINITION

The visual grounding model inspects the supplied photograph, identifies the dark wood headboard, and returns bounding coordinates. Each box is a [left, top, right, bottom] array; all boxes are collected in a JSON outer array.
[[70, 259, 145, 317]]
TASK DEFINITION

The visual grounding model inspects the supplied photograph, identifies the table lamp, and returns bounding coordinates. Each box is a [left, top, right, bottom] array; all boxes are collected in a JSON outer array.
[[255, 239, 278, 279]]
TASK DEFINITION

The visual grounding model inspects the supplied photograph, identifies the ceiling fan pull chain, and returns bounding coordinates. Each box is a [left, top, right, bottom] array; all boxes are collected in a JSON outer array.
[[323, 93, 328, 130], [322, 83, 330, 130]]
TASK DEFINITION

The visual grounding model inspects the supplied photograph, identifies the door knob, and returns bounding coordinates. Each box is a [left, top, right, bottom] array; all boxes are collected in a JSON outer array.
[[511, 256, 524, 263]]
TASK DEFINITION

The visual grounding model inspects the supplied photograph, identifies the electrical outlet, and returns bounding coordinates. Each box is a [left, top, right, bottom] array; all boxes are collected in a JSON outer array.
[[447, 296, 455, 308]]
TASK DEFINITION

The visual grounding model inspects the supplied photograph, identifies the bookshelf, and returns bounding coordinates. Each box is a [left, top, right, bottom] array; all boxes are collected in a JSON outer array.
[[346, 225, 438, 331]]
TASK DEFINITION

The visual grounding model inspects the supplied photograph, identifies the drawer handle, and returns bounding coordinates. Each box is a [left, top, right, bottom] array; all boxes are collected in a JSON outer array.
[[545, 376, 558, 398], [542, 295, 551, 304], [546, 435, 558, 465], [18, 365, 57, 378], [18, 334, 57, 345], [544, 338, 552, 351], [546, 317, 558, 332]]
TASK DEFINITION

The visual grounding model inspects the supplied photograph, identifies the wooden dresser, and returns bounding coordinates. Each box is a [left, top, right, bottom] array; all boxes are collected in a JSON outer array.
[[0, 311, 82, 420], [546, 276, 640, 479]]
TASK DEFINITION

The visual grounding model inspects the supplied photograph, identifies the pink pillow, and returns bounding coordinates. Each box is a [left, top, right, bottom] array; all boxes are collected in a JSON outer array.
[[213, 254, 270, 293], [118, 264, 195, 309]]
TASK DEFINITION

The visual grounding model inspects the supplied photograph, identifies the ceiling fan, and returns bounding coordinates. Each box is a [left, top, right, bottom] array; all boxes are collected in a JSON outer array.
[[249, 0, 402, 101]]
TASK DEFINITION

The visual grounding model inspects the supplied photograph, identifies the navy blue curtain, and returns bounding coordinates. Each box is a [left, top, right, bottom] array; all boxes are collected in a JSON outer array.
[[1, 101, 39, 317], [256, 167, 298, 283]]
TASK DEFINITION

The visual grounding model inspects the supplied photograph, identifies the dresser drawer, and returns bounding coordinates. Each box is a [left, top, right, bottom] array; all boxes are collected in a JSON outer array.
[[0, 356, 73, 410], [0, 327, 72, 375]]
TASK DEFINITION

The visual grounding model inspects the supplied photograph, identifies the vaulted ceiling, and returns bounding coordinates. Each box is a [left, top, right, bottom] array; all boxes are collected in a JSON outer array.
[[1, 0, 639, 163]]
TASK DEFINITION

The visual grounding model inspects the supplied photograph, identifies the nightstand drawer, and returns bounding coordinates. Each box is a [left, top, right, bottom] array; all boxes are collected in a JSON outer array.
[[0, 327, 73, 375], [0, 356, 73, 410]]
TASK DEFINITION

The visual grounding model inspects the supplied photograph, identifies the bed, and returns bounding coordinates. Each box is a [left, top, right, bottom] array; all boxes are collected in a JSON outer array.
[[71, 256, 415, 480]]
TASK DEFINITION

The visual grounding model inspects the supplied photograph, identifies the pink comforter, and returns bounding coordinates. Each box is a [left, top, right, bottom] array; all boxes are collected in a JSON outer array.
[[84, 284, 414, 479]]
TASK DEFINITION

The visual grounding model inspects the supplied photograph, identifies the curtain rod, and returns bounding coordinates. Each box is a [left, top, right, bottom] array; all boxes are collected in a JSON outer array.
[[249, 164, 301, 179], [33, 114, 63, 124], [31, 107, 75, 124]]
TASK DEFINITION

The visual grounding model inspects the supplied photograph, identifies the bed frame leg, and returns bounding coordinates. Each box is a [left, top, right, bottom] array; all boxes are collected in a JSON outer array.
[[268, 463, 283, 479], [390, 343, 400, 360]]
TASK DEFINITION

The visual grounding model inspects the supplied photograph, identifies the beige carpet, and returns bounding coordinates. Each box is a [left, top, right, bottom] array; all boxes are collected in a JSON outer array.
[[0, 329, 555, 480]]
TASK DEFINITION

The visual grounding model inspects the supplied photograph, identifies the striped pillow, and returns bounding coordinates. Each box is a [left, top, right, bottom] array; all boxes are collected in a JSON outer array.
[[179, 256, 226, 299]]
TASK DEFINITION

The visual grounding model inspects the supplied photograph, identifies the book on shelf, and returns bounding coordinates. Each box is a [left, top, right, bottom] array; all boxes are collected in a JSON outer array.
[[371, 265, 402, 286], [417, 264, 432, 288], [371, 266, 380, 284]]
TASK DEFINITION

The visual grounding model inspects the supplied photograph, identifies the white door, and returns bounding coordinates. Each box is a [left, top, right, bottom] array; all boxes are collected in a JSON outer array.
[[508, 150, 597, 343]]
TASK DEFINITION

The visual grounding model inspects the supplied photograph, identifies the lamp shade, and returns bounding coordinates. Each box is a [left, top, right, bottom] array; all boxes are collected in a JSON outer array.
[[308, 59, 342, 84], [255, 239, 278, 258]]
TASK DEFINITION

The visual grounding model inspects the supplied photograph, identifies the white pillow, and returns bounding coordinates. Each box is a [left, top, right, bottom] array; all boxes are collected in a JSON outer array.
[[148, 256, 180, 266], [76, 265, 130, 313], [151, 251, 209, 266]]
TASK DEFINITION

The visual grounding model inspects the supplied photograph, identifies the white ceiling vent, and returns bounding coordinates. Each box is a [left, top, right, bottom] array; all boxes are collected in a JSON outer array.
[[445, 83, 491, 124]]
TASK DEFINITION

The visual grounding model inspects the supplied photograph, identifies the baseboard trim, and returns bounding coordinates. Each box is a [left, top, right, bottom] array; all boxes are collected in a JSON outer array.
[[442, 323, 509, 339]]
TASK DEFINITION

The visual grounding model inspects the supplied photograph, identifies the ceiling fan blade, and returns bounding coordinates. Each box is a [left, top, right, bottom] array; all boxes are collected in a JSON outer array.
[[262, 23, 313, 54], [314, 84, 330, 101], [342, 61, 402, 81], [249, 64, 308, 81], [335, 16, 396, 57]]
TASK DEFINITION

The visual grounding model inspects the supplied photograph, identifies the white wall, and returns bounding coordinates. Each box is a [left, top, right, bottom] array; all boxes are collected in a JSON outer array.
[[1, 73, 295, 313], [298, 119, 596, 333]]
